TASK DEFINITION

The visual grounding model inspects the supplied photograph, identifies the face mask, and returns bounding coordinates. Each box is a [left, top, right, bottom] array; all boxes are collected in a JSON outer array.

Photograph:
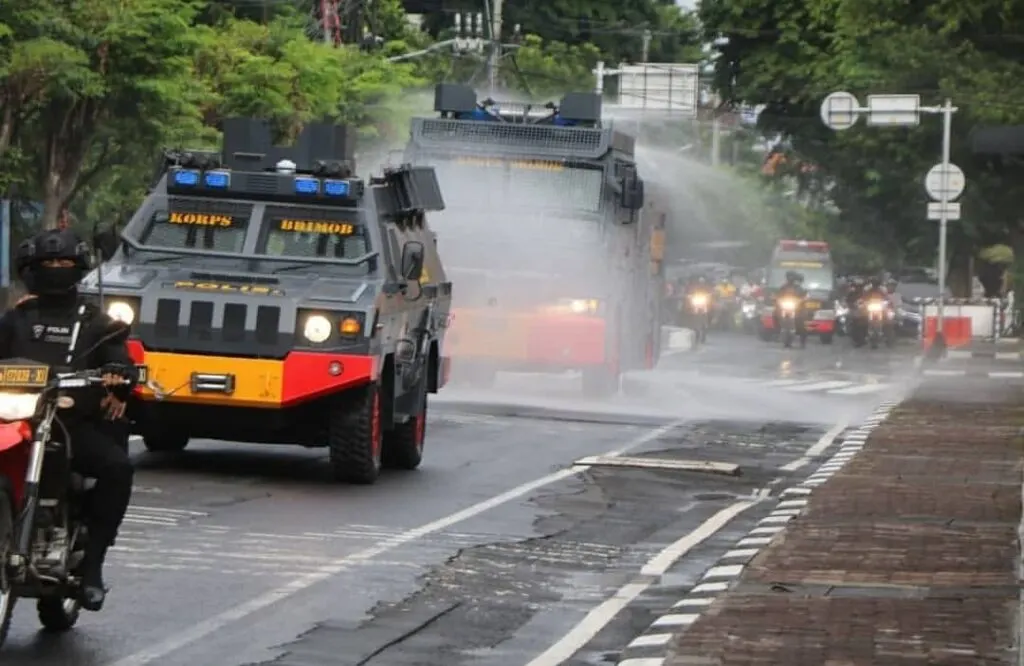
[[29, 266, 82, 297]]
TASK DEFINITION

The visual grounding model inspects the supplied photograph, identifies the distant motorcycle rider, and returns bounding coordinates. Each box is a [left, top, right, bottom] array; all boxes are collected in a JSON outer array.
[[774, 270, 807, 326], [0, 229, 137, 611]]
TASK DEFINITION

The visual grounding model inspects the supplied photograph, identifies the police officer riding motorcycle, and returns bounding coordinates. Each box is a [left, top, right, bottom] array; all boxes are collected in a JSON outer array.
[[774, 271, 808, 348], [860, 276, 895, 348], [683, 275, 713, 343], [0, 229, 136, 616]]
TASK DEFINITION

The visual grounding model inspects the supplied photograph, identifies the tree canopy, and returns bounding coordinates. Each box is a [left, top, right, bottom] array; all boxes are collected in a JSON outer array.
[[699, 0, 1024, 288]]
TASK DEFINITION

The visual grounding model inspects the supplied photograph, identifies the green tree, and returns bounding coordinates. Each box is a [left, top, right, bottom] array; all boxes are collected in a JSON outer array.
[[1, 0, 206, 228], [699, 0, 1024, 288]]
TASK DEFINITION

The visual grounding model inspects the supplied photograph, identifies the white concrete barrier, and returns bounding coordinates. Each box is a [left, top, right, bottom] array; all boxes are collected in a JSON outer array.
[[662, 326, 696, 352]]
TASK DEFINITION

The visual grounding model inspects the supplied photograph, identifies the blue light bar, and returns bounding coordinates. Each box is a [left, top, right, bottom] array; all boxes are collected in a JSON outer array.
[[172, 169, 200, 187], [323, 180, 350, 197], [294, 177, 319, 195], [204, 170, 230, 189]]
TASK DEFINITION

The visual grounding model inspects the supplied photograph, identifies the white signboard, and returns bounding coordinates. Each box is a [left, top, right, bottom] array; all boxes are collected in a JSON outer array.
[[615, 63, 699, 116], [924, 163, 965, 201], [927, 201, 961, 221]]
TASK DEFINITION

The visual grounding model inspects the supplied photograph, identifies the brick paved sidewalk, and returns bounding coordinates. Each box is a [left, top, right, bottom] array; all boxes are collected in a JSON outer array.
[[668, 387, 1024, 665]]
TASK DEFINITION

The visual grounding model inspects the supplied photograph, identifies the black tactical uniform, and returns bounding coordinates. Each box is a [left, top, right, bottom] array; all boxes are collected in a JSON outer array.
[[0, 229, 136, 611], [775, 271, 808, 327]]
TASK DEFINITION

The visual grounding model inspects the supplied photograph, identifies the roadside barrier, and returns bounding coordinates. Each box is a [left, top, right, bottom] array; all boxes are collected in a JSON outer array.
[[913, 298, 1003, 349]]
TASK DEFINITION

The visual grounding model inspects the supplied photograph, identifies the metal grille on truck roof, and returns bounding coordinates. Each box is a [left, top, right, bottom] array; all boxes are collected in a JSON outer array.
[[412, 118, 608, 159]]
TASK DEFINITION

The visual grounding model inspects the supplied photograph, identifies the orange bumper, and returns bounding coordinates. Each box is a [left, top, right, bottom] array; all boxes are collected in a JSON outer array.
[[447, 310, 607, 367], [126, 340, 375, 408]]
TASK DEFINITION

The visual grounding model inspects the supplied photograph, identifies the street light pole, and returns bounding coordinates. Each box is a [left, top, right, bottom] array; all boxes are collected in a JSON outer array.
[[820, 92, 962, 351]]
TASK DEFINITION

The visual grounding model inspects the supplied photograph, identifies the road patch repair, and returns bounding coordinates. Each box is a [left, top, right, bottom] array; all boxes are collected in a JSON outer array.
[[618, 383, 1023, 666]]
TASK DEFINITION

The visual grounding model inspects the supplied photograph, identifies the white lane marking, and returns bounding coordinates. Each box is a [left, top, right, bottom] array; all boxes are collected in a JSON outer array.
[[628, 633, 673, 648], [764, 379, 806, 387], [989, 371, 1024, 378], [780, 420, 847, 472], [524, 500, 755, 666], [673, 597, 713, 608], [108, 418, 689, 666], [785, 380, 854, 392], [828, 383, 889, 395]]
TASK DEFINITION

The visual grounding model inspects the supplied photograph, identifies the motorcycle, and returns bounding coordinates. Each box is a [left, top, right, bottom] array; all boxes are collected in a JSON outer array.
[[689, 292, 710, 344], [0, 364, 130, 647], [778, 296, 806, 349], [864, 298, 895, 349], [738, 298, 758, 333]]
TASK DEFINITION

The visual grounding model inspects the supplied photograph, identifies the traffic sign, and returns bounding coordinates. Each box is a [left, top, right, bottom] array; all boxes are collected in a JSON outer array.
[[866, 94, 921, 126], [927, 201, 961, 221], [924, 163, 965, 201], [820, 92, 859, 130]]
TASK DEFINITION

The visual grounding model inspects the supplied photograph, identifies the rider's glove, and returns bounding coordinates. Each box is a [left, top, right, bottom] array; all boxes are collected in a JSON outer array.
[[100, 362, 138, 387]]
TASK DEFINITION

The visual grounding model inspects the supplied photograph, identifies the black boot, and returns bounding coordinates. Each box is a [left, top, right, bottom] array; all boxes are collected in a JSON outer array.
[[78, 540, 109, 611]]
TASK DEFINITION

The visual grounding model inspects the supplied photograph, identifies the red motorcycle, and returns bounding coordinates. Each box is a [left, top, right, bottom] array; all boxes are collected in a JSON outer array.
[[0, 363, 129, 647]]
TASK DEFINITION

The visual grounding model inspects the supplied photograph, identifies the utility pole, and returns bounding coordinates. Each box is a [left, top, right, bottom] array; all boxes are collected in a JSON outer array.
[[641, 29, 651, 63], [486, 0, 504, 94]]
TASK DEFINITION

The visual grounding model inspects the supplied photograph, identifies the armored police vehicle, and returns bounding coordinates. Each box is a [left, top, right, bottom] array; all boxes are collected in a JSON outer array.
[[404, 83, 665, 396], [80, 118, 451, 484]]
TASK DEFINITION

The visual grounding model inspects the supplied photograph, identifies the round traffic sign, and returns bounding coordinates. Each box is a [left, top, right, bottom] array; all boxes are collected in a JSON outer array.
[[820, 91, 859, 130], [924, 163, 965, 201]]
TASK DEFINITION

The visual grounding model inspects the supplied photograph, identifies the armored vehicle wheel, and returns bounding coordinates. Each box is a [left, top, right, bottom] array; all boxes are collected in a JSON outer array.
[[0, 492, 15, 648], [143, 431, 189, 453], [383, 387, 426, 471], [582, 366, 619, 398], [38, 597, 81, 631], [329, 384, 382, 484]]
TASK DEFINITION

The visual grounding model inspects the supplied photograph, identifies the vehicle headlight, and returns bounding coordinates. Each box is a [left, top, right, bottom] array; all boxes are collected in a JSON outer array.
[[0, 392, 41, 421], [779, 299, 797, 310], [303, 314, 333, 343], [690, 294, 708, 306], [107, 300, 136, 325], [867, 301, 884, 313], [561, 299, 600, 314]]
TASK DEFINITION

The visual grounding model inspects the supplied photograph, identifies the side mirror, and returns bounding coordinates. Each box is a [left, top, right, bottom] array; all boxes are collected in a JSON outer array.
[[400, 241, 425, 281], [620, 176, 645, 210], [93, 227, 119, 262]]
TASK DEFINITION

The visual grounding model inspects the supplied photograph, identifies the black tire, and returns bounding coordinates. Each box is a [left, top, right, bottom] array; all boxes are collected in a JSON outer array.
[[383, 387, 426, 471], [582, 366, 619, 398], [782, 329, 793, 348], [799, 333, 807, 348], [37, 597, 81, 632], [143, 431, 189, 453], [820, 333, 834, 344], [328, 384, 382, 484], [0, 493, 15, 648]]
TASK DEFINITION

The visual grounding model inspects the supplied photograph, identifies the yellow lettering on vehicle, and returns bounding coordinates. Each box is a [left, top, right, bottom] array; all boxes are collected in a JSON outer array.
[[455, 156, 564, 171], [172, 281, 284, 296], [419, 265, 431, 284], [277, 219, 355, 235], [168, 212, 235, 227]]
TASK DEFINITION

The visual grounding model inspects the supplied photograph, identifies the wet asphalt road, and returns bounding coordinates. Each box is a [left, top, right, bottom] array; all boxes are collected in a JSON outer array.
[[3, 331, 920, 666]]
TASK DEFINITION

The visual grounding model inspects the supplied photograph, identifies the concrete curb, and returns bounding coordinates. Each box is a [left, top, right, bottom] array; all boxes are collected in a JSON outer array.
[[944, 350, 1022, 361], [613, 399, 902, 666], [922, 369, 1024, 379]]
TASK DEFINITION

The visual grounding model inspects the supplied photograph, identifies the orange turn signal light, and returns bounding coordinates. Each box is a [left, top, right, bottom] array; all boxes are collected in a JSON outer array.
[[339, 318, 361, 335]]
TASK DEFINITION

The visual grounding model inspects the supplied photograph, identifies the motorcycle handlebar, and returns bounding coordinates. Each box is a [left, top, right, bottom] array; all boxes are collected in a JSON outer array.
[[51, 370, 131, 391]]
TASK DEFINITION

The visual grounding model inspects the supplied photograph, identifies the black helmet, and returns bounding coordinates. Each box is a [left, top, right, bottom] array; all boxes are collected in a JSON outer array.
[[17, 228, 90, 297], [785, 270, 799, 283]]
